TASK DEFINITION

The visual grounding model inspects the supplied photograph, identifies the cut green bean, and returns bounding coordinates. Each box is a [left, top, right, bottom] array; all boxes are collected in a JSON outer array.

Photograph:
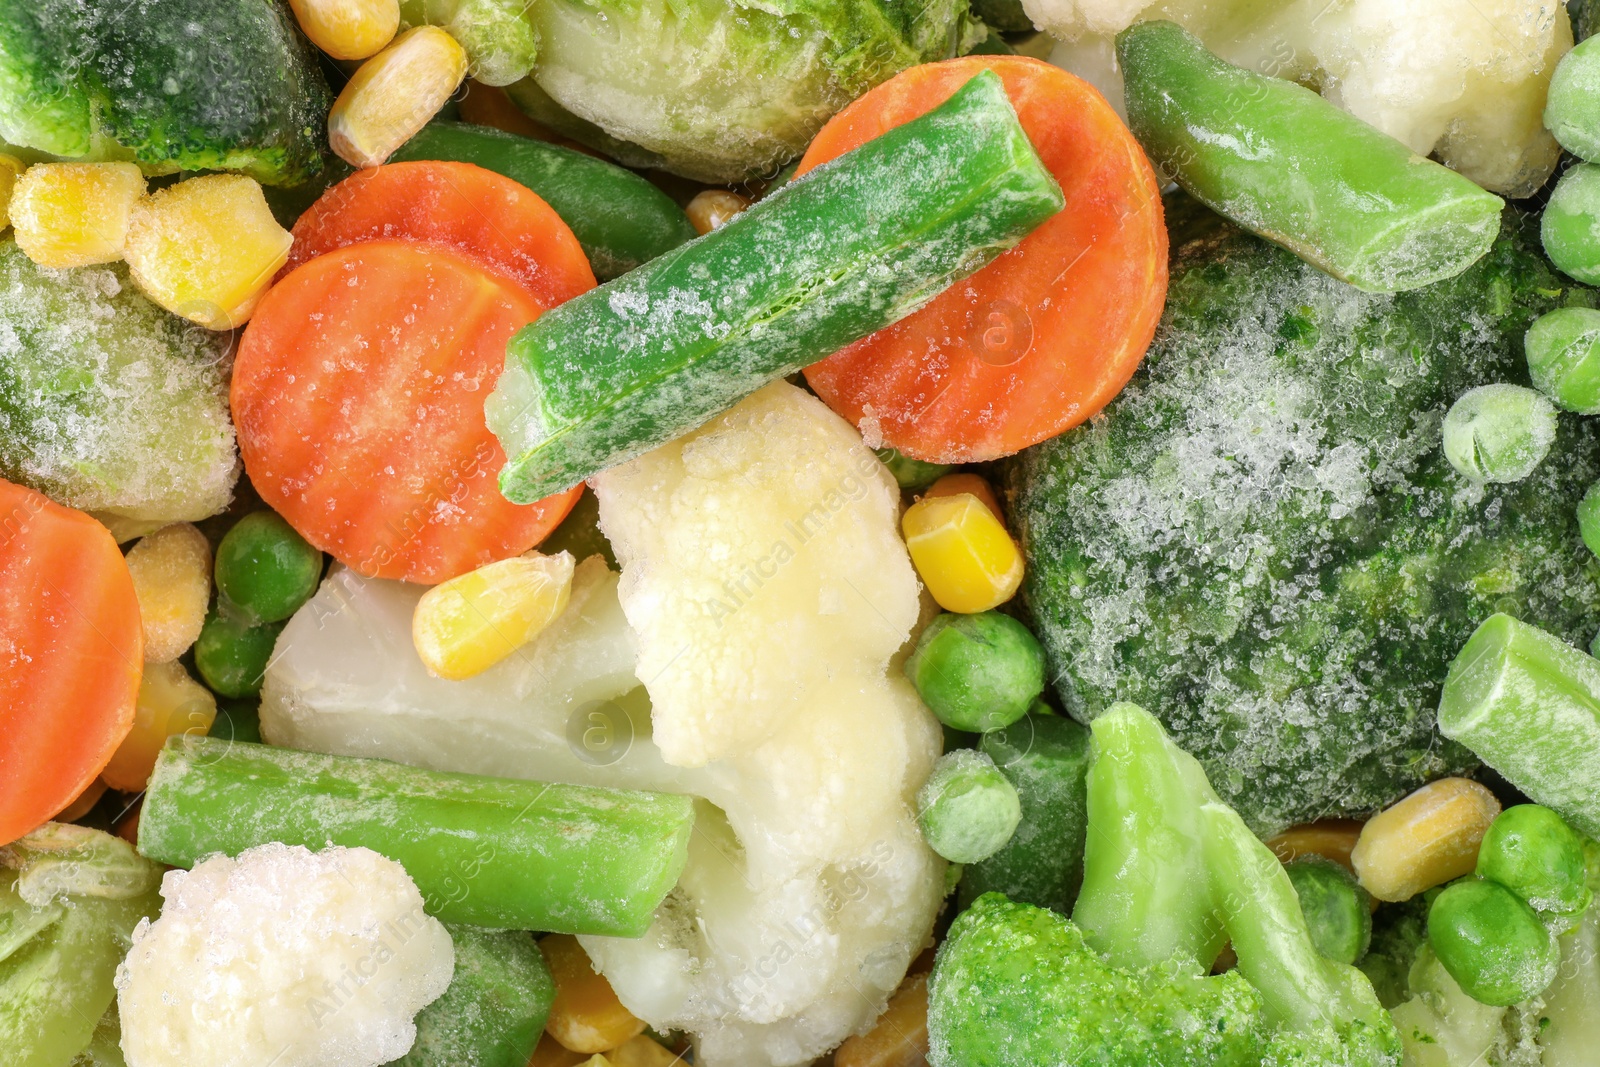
[[1441, 384, 1556, 484], [1117, 21, 1502, 293], [1428, 879, 1558, 1006], [393, 925, 554, 1067], [1284, 856, 1372, 966], [486, 70, 1064, 503], [1475, 805, 1592, 922], [1543, 163, 1600, 285], [1526, 307, 1600, 414], [138, 737, 694, 936], [916, 750, 1022, 865], [1438, 613, 1600, 839], [1546, 35, 1600, 163], [904, 611, 1046, 733]]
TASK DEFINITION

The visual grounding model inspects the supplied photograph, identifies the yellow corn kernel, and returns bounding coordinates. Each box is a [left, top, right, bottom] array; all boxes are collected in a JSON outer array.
[[125, 523, 212, 664], [0, 153, 25, 229], [685, 190, 751, 235], [101, 660, 217, 792], [289, 0, 399, 60], [123, 174, 293, 330], [10, 162, 146, 268], [923, 472, 1003, 521], [413, 550, 574, 680], [54, 778, 108, 823], [1266, 818, 1365, 873], [1351, 778, 1501, 902], [578, 1059, 613, 1067], [835, 972, 930, 1067], [902, 493, 1023, 613], [541, 934, 646, 1054], [530, 1033, 591, 1067], [329, 26, 468, 168], [605, 1036, 684, 1067]]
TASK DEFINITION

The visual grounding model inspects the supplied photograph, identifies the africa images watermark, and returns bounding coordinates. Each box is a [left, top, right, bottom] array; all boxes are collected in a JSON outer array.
[[306, 902, 435, 1028]]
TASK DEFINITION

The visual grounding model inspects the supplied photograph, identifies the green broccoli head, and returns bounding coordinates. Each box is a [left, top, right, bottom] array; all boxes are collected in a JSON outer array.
[[1008, 200, 1600, 834], [928, 703, 1402, 1067]]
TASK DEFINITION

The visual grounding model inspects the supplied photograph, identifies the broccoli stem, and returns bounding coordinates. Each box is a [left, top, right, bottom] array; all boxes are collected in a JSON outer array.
[[1073, 702, 1225, 971]]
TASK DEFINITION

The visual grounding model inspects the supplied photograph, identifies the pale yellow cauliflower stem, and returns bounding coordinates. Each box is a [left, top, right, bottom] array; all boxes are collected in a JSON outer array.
[[260, 382, 945, 1067], [1031, 0, 1570, 197], [115, 843, 454, 1067]]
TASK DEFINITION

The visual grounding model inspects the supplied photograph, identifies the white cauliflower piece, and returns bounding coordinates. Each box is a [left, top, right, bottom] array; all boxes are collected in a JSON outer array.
[[1032, 0, 1570, 197], [258, 382, 944, 1067], [116, 843, 454, 1067]]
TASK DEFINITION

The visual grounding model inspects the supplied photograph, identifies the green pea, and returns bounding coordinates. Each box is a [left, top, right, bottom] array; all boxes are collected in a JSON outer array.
[[1526, 307, 1600, 414], [874, 447, 952, 490], [1476, 804, 1592, 921], [905, 611, 1046, 733], [214, 511, 323, 624], [1441, 384, 1557, 484], [1546, 34, 1600, 163], [194, 607, 285, 699], [1543, 163, 1600, 285], [1284, 856, 1372, 965], [207, 699, 262, 746], [1428, 879, 1559, 1006], [916, 749, 1022, 864]]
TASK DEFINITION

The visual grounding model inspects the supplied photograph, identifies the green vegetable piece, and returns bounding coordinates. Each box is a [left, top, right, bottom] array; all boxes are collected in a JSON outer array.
[[391, 121, 696, 280], [1526, 306, 1600, 414], [1117, 21, 1503, 293], [916, 750, 1022, 864], [214, 511, 324, 625], [1544, 163, 1600, 285], [206, 700, 262, 746], [1428, 879, 1559, 1006], [138, 737, 694, 936], [0, 241, 238, 533], [1438, 613, 1600, 839], [73, 1006, 127, 1067], [873, 447, 952, 490], [533, 486, 616, 569], [1441, 384, 1557, 484], [0, 824, 162, 1067], [1476, 804, 1593, 921], [390, 925, 554, 1067], [0, 2, 93, 156], [958, 711, 1091, 915], [904, 611, 1046, 733], [1581, 480, 1600, 558], [1283, 856, 1372, 966], [399, 0, 537, 87], [1357, 896, 1430, 1008], [85, 0, 331, 184], [487, 70, 1065, 502], [1547, 34, 1600, 163], [970, 0, 1033, 33], [193, 608, 285, 699]]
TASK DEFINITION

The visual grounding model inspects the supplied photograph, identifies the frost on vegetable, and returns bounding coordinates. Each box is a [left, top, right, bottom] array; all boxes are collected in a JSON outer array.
[[1007, 205, 1600, 834], [1029, 0, 1569, 197], [261, 382, 944, 1067], [398, 0, 538, 86], [0, 241, 237, 533], [512, 0, 977, 183], [116, 843, 455, 1067]]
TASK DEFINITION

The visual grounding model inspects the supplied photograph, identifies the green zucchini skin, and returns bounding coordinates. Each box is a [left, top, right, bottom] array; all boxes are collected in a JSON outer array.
[[488, 69, 1065, 503], [391, 121, 696, 280]]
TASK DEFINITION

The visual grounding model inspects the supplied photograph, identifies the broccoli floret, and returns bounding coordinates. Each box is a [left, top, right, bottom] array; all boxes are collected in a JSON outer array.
[[0, 2, 93, 157], [927, 702, 1402, 1067], [1008, 199, 1600, 833]]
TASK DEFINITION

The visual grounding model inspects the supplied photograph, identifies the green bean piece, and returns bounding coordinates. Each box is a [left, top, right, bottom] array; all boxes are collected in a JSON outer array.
[[192, 607, 284, 699], [1427, 879, 1559, 1006], [1283, 857, 1372, 966], [1543, 163, 1600, 285], [916, 750, 1022, 865], [1441, 384, 1556, 484], [1546, 35, 1600, 163], [1526, 306, 1600, 414], [1579, 481, 1600, 559], [874, 447, 952, 490], [904, 611, 1046, 733], [392, 926, 554, 1067], [1438, 613, 1600, 839], [214, 511, 323, 624], [1476, 805, 1593, 923]]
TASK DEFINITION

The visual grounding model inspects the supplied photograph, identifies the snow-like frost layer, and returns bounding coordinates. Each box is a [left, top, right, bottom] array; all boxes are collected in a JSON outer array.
[[1032, 0, 1569, 197], [260, 382, 944, 1067]]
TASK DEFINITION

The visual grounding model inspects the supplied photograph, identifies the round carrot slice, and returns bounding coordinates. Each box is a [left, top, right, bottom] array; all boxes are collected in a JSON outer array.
[[0, 479, 140, 845], [234, 240, 581, 583], [284, 160, 596, 308], [799, 56, 1168, 463]]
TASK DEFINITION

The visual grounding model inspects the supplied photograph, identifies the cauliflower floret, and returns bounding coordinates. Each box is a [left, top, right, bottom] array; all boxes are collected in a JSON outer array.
[[1031, 0, 1569, 197], [259, 382, 944, 1067], [116, 843, 454, 1067]]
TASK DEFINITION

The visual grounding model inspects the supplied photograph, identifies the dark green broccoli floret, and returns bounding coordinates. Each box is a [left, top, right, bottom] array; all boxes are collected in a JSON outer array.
[[0, 1, 93, 156], [1008, 200, 1600, 833], [927, 703, 1402, 1067]]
